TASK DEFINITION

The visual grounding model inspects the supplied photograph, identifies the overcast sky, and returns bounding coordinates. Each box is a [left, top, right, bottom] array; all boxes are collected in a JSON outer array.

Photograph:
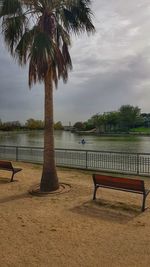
[[0, 0, 150, 125]]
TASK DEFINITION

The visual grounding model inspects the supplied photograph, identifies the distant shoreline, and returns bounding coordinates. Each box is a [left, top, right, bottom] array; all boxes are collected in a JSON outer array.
[[1, 128, 150, 137], [74, 131, 150, 137]]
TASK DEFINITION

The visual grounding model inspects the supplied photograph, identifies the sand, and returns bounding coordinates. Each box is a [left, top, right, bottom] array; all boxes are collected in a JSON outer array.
[[0, 162, 150, 267]]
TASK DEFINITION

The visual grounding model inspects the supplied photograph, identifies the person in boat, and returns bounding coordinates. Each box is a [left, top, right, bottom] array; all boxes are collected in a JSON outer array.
[[81, 139, 86, 144]]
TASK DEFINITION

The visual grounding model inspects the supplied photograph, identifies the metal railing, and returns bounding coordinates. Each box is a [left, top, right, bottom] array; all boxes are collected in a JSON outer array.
[[0, 145, 150, 176]]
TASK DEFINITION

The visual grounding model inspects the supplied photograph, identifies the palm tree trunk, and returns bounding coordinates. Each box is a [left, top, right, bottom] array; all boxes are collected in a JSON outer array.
[[40, 70, 59, 192]]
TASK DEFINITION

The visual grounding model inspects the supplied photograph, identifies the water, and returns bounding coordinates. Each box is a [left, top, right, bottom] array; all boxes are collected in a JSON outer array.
[[0, 130, 150, 153]]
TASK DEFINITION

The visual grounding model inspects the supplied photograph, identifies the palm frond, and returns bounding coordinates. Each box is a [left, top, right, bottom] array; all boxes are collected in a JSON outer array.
[[28, 31, 55, 86], [51, 64, 58, 88], [62, 42, 72, 70], [57, 0, 95, 34], [2, 14, 26, 54], [1, 0, 95, 88], [0, 0, 22, 17], [15, 26, 38, 65], [71, 0, 95, 33]]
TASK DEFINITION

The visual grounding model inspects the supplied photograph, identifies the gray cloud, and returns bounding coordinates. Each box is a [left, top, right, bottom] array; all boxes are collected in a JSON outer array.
[[0, 0, 150, 125]]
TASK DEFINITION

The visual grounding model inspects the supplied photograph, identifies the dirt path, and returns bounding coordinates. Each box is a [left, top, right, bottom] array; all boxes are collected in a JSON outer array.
[[0, 162, 150, 267]]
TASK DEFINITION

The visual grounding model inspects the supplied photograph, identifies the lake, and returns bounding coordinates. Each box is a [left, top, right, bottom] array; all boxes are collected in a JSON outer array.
[[0, 130, 150, 153]]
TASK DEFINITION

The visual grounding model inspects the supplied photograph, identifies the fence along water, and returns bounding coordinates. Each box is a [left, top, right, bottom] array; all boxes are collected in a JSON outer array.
[[0, 145, 150, 176]]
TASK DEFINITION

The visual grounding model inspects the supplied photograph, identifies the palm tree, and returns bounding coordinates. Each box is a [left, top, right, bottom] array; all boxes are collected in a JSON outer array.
[[0, 0, 95, 192]]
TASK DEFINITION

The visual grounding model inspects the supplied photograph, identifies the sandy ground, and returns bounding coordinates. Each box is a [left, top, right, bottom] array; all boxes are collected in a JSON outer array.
[[0, 162, 150, 267]]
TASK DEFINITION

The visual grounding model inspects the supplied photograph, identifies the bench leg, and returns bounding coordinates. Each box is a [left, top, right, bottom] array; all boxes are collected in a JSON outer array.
[[93, 186, 98, 200], [142, 194, 146, 212], [10, 172, 14, 182]]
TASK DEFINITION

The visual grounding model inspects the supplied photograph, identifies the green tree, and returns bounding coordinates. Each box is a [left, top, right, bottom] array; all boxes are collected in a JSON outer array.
[[25, 118, 44, 129], [0, 120, 21, 131], [90, 114, 101, 133], [104, 112, 120, 132], [83, 119, 95, 131], [0, 0, 95, 192], [73, 121, 85, 130], [141, 113, 150, 128], [91, 113, 107, 133], [119, 105, 141, 131], [54, 121, 64, 130]]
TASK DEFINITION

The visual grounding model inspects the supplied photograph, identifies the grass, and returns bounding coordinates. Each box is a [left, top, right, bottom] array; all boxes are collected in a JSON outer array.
[[130, 127, 150, 133]]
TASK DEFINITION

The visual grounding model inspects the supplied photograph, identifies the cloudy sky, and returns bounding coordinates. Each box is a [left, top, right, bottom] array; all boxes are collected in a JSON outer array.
[[0, 0, 150, 125]]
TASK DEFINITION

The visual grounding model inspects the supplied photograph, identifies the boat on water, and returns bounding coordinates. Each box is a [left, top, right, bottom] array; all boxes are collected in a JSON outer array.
[[79, 139, 86, 144]]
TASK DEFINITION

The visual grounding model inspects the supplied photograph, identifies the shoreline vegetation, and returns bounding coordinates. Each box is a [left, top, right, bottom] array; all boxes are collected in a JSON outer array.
[[74, 129, 150, 136], [1, 105, 150, 134], [1, 128, 150, 137]]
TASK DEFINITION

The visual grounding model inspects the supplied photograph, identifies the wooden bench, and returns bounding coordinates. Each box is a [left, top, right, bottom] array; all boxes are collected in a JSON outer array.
[[92, 174, 150, 212], [0, 160, 22, 182]]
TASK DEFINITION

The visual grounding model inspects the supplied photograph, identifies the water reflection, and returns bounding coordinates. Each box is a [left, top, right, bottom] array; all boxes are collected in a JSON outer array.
[[0, 130, 150, 153], [0, 131, 21, 144]]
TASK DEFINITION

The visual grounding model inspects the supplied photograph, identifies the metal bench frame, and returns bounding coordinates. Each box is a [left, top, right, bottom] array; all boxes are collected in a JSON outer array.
[[0, 160, 22, 182], [92, 174, 150, 212]]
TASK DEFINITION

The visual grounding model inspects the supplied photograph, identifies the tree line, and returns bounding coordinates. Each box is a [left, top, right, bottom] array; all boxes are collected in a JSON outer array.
[[0, 119, 64, 131], [1, 105, 150, 133], [73, 105, 150, 133]]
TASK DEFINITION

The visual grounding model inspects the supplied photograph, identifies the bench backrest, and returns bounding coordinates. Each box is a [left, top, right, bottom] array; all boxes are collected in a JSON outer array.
[[93, 174, 145, 192], [0, 160, 13, 170]]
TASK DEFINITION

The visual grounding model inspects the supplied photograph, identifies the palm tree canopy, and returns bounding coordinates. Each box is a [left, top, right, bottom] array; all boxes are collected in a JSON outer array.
[[0, 0, 95, 88]]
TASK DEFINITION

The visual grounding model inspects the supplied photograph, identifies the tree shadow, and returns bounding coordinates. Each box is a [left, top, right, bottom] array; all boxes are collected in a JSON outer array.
[[0, 177, 19, 184], [71, 199, 142, 224], [0, 177, 11, 184], [0, 192, 32, 204]]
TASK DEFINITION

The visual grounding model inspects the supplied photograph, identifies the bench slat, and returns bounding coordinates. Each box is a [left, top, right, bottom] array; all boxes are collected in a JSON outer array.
[[93, 174, 145, 192], [0, 160, 22, 182], [0, 160, 13, 170]]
